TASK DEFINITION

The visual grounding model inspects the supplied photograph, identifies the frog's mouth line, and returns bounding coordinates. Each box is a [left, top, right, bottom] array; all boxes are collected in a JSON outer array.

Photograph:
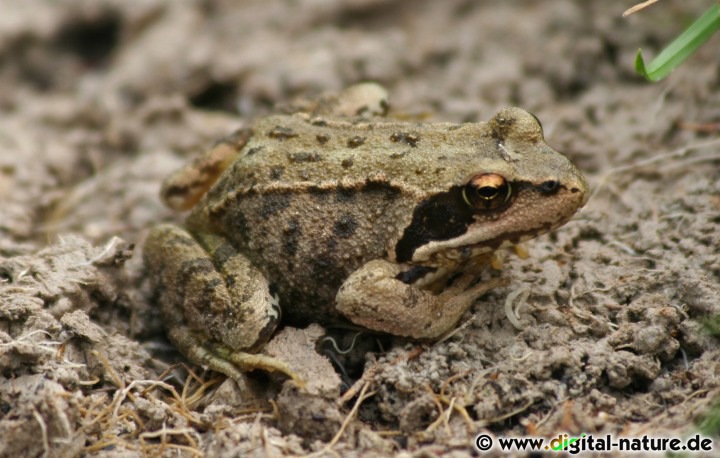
[[410, 214, 573, 268], [425, 223, 553, 264], [467, 217, 573, 253], [396, 216, 563, 285]]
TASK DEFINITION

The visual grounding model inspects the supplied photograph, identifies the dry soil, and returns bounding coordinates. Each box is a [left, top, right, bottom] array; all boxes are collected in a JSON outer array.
[[1, 1, 720, 457]]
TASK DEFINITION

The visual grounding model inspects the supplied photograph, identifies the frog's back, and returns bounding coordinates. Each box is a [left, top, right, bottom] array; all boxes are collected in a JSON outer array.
[[192, 113, 470, 324], [204, 112, 505, 199]]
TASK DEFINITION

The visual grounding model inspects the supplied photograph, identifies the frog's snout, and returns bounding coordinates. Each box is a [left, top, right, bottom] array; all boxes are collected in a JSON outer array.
[[570, 173, 589, 208]]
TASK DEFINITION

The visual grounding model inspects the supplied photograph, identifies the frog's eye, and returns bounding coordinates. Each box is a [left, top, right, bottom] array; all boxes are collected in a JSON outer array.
[[528, 111, 544, 135], [462, 173, 511, 210]]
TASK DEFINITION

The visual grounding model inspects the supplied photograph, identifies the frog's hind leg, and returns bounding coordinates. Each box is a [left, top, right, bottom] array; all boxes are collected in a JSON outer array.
[[144, 224, 300, 384], [160, 128, 252, 211]]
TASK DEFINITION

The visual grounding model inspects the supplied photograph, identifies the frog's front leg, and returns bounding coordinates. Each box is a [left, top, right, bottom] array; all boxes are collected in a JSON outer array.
[[144, 224, 300, 383], [336, 260, 506, 340]]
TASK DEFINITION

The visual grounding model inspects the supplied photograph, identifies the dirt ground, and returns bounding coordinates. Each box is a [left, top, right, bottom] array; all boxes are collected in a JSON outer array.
[[1, 0, 720, 456]]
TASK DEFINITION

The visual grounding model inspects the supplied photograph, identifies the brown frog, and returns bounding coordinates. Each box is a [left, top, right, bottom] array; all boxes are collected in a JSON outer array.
[[144, 83, 588, 381]]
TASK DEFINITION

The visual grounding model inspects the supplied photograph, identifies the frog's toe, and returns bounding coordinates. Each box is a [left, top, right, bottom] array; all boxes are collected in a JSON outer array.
[[168, 326, 303, 386], [214, 344, 304, 386]]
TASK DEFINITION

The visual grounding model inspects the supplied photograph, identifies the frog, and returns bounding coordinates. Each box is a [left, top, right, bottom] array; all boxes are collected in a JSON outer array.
[[143, 83, 588, 382]]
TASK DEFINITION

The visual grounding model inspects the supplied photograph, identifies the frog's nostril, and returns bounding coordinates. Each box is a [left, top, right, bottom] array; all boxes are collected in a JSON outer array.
[[539, 180, 560, 195]]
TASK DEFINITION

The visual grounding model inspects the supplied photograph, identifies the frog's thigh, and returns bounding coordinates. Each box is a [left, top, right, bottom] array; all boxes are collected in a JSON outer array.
[[336, 259, 503, 340], [144, 225, 297, 381], [198, 232, 284, 349], [145, 224, 278, 350]]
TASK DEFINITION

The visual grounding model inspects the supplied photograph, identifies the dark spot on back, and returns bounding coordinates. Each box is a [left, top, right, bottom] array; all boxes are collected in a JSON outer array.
[[246, 146, 264, 156], [347, 136, 366, 148], [333, 214, 359, 239], [268, 126, 298, 140], [260, 193, 291, 218], [390, 150, 408, 159], [341, 158, 354, 169], [390, 132, 420, 147], [288, 151, 322, 163], [270, 166, 284, 180], [283, 218, 301, 258], [316, 134, 330, 145]]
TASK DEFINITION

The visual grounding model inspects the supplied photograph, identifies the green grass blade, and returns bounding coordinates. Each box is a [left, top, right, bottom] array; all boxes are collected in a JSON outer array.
[[635, 3, 720, 82]]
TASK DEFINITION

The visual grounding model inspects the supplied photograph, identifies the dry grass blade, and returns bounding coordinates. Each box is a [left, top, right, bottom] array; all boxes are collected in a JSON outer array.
[[33, 410, 50, 458], [140, 426, 204, 457], [306, 382, 375, 457], [623, 0, 660, 17]]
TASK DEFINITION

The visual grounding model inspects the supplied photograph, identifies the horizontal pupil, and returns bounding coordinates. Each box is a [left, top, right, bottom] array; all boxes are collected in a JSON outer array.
[[477, 186, 499, 199]]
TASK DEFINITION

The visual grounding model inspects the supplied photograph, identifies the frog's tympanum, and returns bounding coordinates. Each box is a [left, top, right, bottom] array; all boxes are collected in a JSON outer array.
[[144, 83, 588, 381]]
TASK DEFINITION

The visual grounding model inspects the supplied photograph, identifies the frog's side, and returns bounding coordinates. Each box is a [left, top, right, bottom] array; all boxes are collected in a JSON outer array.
[[144, 84, 588, 381]]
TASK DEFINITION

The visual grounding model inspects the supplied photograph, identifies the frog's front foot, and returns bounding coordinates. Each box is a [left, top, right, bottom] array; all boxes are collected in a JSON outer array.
[[336, 259, 506, 339], [144, 224, 301, 384]]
